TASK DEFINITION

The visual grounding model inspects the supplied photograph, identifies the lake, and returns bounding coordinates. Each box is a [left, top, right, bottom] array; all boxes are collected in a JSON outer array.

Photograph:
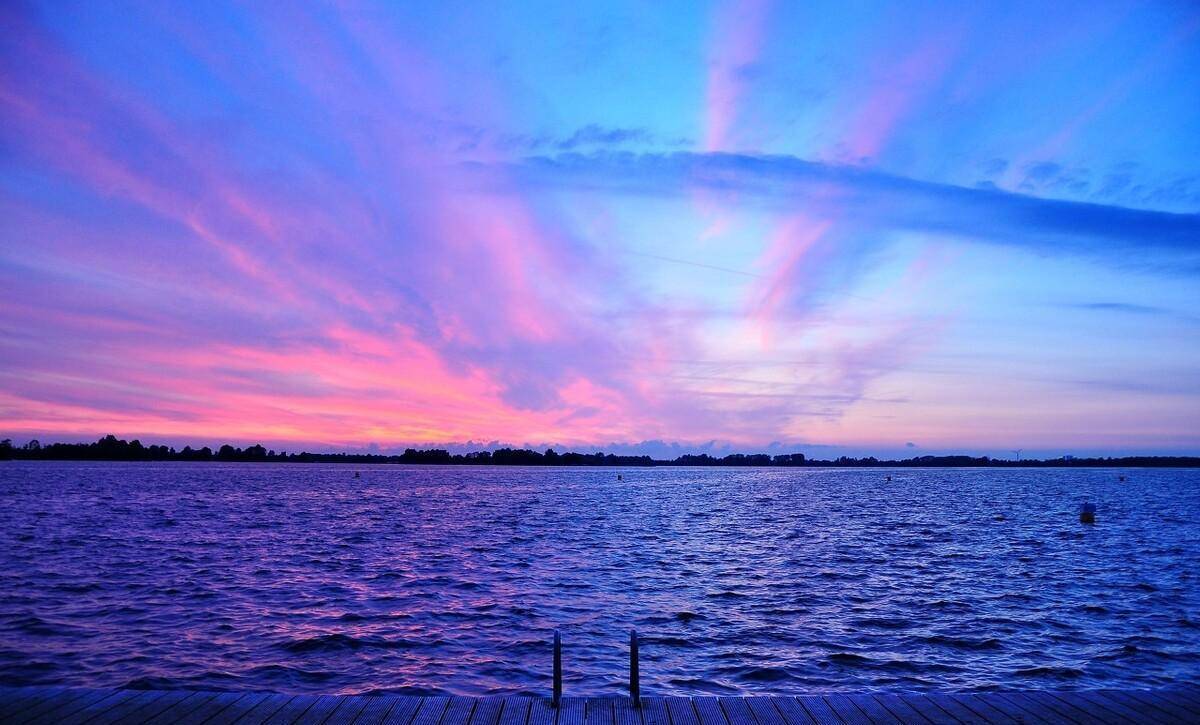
[[0, 462, 1197, 696]]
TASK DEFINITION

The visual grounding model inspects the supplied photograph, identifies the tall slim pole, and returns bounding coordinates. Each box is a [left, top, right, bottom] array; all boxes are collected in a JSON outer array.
[[553, 629, 562, 708], [629, 629, 640, 707]]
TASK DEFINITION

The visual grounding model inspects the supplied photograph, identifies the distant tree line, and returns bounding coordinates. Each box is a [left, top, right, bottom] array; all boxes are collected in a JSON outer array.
[[1, 435, 1198, 467]]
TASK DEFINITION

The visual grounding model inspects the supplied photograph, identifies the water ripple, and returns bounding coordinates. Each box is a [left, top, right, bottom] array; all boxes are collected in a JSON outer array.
[[0, 462, 1198, 695]]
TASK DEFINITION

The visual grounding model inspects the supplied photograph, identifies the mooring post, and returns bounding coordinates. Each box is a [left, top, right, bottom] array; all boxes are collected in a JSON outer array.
[[553, 629, 562, 708], [629, 628, 640, 707]]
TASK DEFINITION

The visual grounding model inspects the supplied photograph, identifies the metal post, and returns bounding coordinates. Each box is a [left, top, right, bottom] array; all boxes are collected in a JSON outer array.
[[553, 629, 562, 708], [629, 628, 640, 707]]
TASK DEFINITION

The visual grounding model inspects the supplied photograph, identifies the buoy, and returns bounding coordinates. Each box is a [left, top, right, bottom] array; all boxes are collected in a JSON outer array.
[[1080, 501, 1096, 524], [886, 475, 892, 482], [354, 471, 361, 479], [1119, 475, 1126, 482], [617, 474, 623, 481]]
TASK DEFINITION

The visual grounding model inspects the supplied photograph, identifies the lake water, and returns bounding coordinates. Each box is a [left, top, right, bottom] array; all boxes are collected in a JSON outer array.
[[0, 462, 1197, 696]]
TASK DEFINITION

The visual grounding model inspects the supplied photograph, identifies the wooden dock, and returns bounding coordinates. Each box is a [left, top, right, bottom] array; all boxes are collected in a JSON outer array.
[[2, 686, 1199, 725]]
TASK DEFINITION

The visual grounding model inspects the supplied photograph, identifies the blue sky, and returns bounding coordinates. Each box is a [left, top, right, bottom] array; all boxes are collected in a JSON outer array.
[[1, 0, 1198, 456]]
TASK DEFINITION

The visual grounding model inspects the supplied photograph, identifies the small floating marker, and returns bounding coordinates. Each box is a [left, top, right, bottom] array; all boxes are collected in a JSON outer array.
[[886, 475, 892, 482], [354, 471, 361, 479], [1119, 475, 1126, 482], [617, 474, 623, 481], [1080, 501, 1097, 524]]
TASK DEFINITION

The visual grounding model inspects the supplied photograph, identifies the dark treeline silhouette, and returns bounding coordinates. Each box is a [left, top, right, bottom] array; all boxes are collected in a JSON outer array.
[[2, 435, 1198, 467]]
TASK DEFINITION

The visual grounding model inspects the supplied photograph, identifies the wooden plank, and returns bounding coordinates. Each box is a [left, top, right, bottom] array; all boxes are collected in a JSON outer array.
[[1117, 690, 1198, 722], [526, 697, 557, 725], [665, 697, 700, 725], [1089, 691, 1180, 725], [12, 687, 95, 724], [0, 686, 57, 721], [556, 696, 586, 725], [821, 694, 874, 725], [55, 689, 144, 725], [587, 698, 616, 725], [911, 693, 999, 725], [716, 697, 757, 725], [1000, 692, 1090, 724], [744, 698, 792, 725], [410, 697, 452, 725], [873, 696, 936, 720], [472, 697, 506, 725], [174, 692, 251, 725], [842, 694, 901, 725], [693, 696, 729, 725], [85, 689, 170, 725], [873, 694, 936, 724], [0, 686, 43, 716], [141, 691, 220, 725], [968, 694, 1049, 724], [638, 697, 671, 725], [323, 695, 371, 725], [295, 694, 348, 724], [499, 698, 531, 725], [25, 688, 125, 725], [3, 689, 1194, 725], [260, 694, 320, 724], [782, 696, 832, 725], [614, 696, 644, 725], [206, 693, 294, 725], [367, 696, 421, 725], [442, 697, 479, 725], [1162, 688, 1200, 713], [120, 690, 199, 724], [1037, 692, 1127, 724]]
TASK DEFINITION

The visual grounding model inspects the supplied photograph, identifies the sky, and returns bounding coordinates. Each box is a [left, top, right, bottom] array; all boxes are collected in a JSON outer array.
[[1, 0, 1198, 458]]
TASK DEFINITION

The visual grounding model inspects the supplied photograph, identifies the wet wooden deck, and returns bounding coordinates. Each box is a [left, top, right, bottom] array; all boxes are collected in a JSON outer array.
[[1, 686, 1198, 725]]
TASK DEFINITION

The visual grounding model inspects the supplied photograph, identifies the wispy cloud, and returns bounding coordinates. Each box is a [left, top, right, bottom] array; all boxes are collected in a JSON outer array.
[[1, 0, 1198, 454], [496, 152, 1200, 257]]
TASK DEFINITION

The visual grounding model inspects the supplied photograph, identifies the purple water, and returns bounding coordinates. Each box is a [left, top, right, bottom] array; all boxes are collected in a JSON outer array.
[[1, 462, 1197, 696]]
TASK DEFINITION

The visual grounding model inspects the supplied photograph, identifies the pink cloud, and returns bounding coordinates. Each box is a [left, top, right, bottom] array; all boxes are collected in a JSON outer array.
[[703, 0, 773, 152]]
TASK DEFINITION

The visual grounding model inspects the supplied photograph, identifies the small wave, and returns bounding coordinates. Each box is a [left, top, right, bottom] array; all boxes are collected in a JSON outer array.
[[851, 617, 913, 630], [827, 652, 871, 665], [8, 615, 76, 637], [706, 590, 747, 600], [245, 663, 336, 685], [665, 677, 737, 695], [1014, 665, 1084, 679], [926, 599, 972, 612], [643, 636, 694, 647], [919, 634, 1002, 650], [280, 633, 420, 654], [53, 582, 102, 594], [1095, 644, 1142, 661], [121, 675, 186, 690], [730, 665, 792, 682]]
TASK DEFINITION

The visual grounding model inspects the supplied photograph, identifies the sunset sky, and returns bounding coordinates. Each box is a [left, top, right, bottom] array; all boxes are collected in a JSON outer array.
[[1, 1, 1198, 457]]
